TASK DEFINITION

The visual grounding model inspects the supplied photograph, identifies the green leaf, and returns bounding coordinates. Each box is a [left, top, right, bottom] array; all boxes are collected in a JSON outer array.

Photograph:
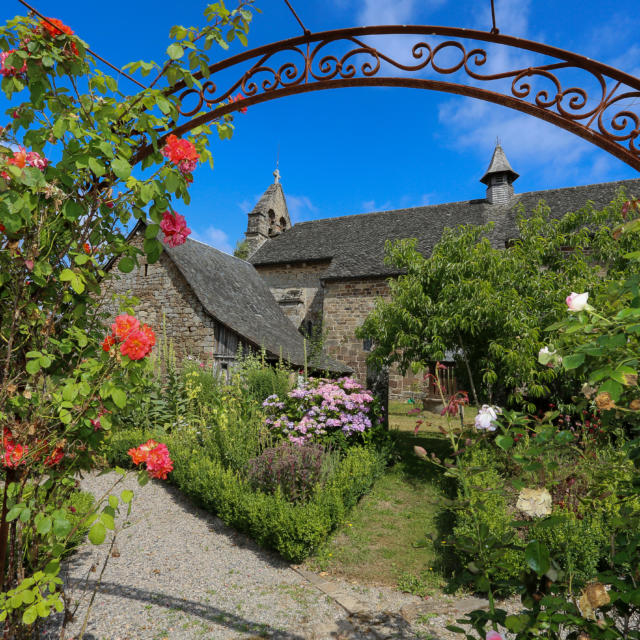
[[562, 353, 585, 370], [109, 495, 119, 509], [37, 516, 52, 535], [88, 157, 105, 177], [143, 237, 162, 263], [118, 256, 135, 273], [167, 43, 184, 60], [6, 505, 23, 522], [111, 388, 127, 409], [26, 359, 41, 375], [62, 199, 83, 221], [495, 435, 514, 450], [88, 522, 106, 545], [53, 518, 71, 538], [145, 223, 160, 239], [112, 157, 131, 180], [22, 605, 37, 625], [121, 489, 134, 504], [100, 512, 115, 530], [599, 378, 623, 403], [525, 540, 550, 576], [505, 614, 529, 632]]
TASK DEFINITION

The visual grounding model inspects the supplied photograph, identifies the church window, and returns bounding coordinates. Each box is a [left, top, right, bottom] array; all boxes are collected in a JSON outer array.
[[363, 338, 373, 352], [144, 264, 148, 277]]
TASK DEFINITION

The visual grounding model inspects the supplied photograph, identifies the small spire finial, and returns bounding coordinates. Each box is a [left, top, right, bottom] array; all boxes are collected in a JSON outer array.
[[496, 136, 501, 147], [273, 144, 281, 183]]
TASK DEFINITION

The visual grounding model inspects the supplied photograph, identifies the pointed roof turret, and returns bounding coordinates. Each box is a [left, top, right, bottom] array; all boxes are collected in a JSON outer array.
[[480, 142, 519, 185]]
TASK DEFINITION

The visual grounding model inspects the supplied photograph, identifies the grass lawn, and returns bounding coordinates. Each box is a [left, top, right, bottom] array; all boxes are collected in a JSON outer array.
[[303, 401, 475, 595]]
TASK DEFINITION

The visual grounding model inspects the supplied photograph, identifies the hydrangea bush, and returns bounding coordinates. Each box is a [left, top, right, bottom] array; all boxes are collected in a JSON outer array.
[[263, 377, 381, 451]]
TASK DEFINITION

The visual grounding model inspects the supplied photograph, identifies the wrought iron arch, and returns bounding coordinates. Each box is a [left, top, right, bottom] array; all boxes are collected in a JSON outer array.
[[133, 26, 640, 171]]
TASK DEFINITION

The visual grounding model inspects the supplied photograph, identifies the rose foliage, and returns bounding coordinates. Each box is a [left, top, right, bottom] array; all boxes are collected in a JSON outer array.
[[0, 3, 255, 637]]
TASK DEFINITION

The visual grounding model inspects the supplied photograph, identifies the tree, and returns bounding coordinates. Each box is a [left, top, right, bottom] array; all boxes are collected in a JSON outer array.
[[0, 3, 255, 636], [358, 195, 640, 407]]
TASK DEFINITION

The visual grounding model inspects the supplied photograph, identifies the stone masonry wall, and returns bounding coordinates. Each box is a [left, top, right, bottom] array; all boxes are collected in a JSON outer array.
[[254, 261, 331, 329], [100, 234, 217, 364], [322, 278, 415, 401]]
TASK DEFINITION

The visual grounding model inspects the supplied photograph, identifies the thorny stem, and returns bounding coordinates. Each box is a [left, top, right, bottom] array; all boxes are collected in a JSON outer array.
[[76, 532, 117, 640], [457, 332, 479, 407]]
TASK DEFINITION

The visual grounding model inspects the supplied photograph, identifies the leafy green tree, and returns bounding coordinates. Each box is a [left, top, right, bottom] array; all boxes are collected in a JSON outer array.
[[358, 195, 639, 407]]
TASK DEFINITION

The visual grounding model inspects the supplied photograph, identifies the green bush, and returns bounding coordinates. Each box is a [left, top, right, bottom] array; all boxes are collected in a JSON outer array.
[[103, 428, 387, 562], [245, 366, 291, 404], [453, 445, 613, 589]]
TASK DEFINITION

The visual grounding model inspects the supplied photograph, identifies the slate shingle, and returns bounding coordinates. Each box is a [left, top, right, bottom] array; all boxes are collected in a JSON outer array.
[[250, 178, 640, 280]]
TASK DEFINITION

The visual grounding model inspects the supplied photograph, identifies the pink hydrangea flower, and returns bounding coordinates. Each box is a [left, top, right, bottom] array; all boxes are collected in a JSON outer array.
[[160, 211, 191, 247]]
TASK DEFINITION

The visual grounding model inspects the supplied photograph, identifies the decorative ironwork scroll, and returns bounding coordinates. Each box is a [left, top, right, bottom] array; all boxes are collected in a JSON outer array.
[[134, 26, 640, 171]]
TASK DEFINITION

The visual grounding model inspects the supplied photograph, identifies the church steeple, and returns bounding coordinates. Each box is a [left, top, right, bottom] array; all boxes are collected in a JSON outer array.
[[244, 169, 291, 257], [480, 141, 519, 205]]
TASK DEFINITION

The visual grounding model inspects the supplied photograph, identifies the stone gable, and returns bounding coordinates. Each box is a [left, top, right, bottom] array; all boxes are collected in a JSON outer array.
[[101, 234, 218, 363]]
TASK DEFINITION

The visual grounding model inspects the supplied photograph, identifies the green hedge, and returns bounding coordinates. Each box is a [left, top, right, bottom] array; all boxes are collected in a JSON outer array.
[[105, 429, 387, 562]]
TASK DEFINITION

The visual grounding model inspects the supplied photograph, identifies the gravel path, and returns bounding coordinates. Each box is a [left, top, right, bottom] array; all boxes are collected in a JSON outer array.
[[44, 472, 445, 640]]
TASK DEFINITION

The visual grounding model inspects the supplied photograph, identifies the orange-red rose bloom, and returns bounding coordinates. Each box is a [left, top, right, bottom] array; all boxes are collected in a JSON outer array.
[[41, 18, 79, 56], [111, 314, 140, 341], [120, 329, 153, 360]]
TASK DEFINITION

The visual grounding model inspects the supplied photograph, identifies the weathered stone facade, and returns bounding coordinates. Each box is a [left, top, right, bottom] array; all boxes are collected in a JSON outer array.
[[101, 234, 218, 364], [254, 261, 330, 329], [322, 278, 418, 399]]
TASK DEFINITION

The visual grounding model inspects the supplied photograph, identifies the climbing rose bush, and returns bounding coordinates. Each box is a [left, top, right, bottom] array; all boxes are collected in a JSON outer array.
[[263, 377, 379, 448], [0, 2, 255, 636]]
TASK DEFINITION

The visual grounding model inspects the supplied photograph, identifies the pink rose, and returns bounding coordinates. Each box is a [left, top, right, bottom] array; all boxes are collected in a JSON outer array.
[[486, 632, 505, 640], [566, 292, 589, 312]]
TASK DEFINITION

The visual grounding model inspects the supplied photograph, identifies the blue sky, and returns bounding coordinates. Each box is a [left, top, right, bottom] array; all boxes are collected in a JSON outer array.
[[2, 0, 639, 253]]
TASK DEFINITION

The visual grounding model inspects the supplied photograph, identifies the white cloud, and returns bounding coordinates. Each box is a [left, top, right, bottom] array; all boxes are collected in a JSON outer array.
[[287, 194, 317, 223], [437, 96, 617, 185], [191, 226, 233, 254]]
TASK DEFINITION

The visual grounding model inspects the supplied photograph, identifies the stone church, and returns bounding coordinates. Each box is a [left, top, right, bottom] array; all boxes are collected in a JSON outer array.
[[104, 144, 640, 399]]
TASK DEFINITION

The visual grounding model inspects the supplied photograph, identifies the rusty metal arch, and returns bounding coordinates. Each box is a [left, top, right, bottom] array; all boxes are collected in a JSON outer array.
[[133, 26, 640, 171]]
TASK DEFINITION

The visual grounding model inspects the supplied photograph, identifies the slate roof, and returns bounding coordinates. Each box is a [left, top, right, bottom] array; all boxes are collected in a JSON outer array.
[[249, 177, 640, 280], [153, 229, 349, 373]]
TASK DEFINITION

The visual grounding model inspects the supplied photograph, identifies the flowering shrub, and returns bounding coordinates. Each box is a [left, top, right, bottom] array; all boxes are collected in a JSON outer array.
[[263, 377, 380, 450], [245, 441, 329, 503], [0, 2, 255, 636]]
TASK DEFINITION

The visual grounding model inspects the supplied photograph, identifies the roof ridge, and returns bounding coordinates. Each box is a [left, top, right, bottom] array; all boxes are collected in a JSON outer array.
[[289, 177, 640, 227]]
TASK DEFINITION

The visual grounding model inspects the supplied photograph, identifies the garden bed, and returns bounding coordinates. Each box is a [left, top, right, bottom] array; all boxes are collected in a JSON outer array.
[[105, 428, 387, 563]]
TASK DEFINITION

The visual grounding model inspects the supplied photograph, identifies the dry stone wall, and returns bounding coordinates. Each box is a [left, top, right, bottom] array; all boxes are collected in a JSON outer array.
[[100, 234, 217, 364]]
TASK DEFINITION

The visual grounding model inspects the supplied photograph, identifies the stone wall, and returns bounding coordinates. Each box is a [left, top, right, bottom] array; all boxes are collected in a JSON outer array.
[[254, 261, 331, 329], [322, 278, 416, 400], [100, 234, 218, 364]]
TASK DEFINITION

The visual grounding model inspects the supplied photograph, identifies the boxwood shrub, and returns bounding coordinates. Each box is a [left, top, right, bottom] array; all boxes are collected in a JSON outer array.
[[104, 428, 387, 562]]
